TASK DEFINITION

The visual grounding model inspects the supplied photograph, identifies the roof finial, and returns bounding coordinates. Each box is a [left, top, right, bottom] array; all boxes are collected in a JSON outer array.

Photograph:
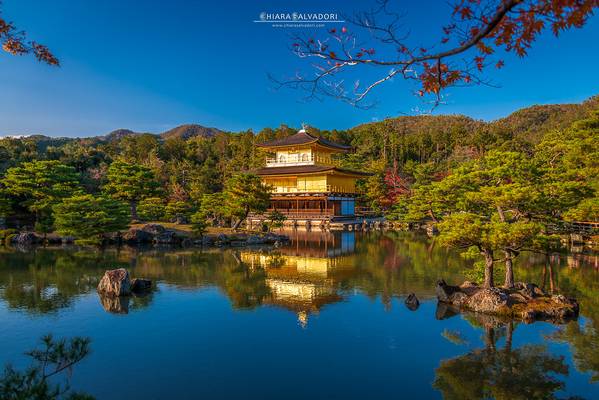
[[300, 122, 308, 133]]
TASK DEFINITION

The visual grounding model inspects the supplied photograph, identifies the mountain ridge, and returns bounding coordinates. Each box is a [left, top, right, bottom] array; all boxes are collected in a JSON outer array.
[[2, 95, 597, 141]]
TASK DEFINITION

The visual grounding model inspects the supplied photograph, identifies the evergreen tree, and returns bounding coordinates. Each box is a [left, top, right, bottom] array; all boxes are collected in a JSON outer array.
[[224, 174, 271, 230], [103, 161, 160, 220], [190, 211, 208, 237], [137, 197, 166, 221], [198, 193, 230, 226], [53, 195, 129, 244], [2, 160, 81, 227], [165, 201, 193, 223]]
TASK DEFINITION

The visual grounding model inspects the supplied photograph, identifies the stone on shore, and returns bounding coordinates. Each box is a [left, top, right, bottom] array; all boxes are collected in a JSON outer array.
[[122, 228, 154, 244], [141, 224, 166, 235], [97, 268, 131, 296], [153, 230, 180, 245]]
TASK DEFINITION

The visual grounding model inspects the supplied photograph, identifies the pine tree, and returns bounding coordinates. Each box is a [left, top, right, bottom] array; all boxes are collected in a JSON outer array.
[[224, 174, 271, 230], [103, 161, 160, 220], [2, 160, 81, 226], [53, 195, 129, 244]]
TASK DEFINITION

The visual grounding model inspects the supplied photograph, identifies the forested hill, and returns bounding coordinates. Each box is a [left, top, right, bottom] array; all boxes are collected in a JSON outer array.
[[0, 95, 596, 204]]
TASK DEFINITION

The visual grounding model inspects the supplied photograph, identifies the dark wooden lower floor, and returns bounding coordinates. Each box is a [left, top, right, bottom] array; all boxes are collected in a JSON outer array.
[[268, 196, 355, 217]]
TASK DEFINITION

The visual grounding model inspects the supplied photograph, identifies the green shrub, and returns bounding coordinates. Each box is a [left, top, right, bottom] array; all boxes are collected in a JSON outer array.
[[138, 197, 166, 221], [190, 211, 208, 237], [53, 194, 130, 243], [165, 201, 193, 222]]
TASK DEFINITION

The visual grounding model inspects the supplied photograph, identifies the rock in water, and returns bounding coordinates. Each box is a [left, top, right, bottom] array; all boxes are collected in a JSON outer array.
[[131, 278, 152, 293], [97, 268, 131, 296], [405, 293, 420, 311], [435, 280, 457, 302]]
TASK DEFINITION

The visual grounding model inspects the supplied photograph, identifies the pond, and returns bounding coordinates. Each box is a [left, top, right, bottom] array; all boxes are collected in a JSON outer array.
[[0, 231, 598, 399]]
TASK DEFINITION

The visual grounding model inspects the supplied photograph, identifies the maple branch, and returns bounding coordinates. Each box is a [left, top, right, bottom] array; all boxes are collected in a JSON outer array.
[[273, 0, 597, 108]]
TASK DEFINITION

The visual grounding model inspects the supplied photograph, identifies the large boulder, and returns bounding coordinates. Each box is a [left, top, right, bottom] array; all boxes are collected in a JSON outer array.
[[464, 288, 509, 314], [97, 268, 131, 296], [141, 224, 166, 235], [153, 230, 180, 245], [122, 228, 153, 244], [435, 280, 459, 302]]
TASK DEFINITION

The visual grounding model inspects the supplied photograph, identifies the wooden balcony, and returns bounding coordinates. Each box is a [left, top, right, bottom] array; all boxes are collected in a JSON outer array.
[[267, 208, 334, 215], [249, 209, 335, 220], [270, 185, 354, 194], [265, 154, 332, 167]]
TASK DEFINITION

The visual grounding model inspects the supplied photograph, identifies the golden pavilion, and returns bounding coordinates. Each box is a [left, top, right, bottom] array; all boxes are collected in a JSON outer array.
[[253, 128, 370, 222]]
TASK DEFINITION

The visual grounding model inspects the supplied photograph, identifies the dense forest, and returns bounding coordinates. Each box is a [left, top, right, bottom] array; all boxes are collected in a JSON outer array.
[[0, 95, 597, 247]]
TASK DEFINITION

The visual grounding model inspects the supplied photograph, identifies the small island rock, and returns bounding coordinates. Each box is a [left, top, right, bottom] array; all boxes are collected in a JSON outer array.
[[405, 293, 420, 311], [97, 268, 131, 296], [131, 278, 152, 293]]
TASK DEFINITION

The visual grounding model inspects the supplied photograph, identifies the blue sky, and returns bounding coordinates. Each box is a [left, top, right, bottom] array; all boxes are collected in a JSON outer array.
[[1, 0, 598, 137]]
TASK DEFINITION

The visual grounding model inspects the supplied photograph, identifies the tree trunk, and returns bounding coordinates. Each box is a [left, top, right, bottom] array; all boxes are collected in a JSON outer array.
[[497, 206, 515, 288], [428, 206, 438, 223], [549, 258, 556, 294], [496, 205, 506, 223], [504, 250, 515, 288], [483, 248, 494, 289], [541, 259, 547, 292], [231, 206, 250, 231], [130, 201, 138, 221]]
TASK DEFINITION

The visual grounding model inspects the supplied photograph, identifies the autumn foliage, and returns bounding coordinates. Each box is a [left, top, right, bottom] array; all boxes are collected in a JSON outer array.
[[278, 0, 598, 107], [0, 3, 58, 65]]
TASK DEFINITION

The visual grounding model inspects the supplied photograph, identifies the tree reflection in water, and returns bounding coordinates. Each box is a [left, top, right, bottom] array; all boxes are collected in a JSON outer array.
[[552, 320, 599, 384], [0, 232, 598, 387], [434, 313, 571, 400]]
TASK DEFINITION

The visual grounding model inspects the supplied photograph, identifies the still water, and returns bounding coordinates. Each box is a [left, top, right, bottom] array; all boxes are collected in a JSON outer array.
[[0, 231, 598, 399]]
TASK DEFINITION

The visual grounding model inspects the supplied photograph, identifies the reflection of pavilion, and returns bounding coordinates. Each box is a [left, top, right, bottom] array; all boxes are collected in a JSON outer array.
[[240, 231, 356, 327]]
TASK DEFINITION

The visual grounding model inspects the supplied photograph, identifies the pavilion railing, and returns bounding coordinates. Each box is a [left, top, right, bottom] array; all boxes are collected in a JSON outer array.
[[265, 153, 332, 167], [270, 185, 353, 194]]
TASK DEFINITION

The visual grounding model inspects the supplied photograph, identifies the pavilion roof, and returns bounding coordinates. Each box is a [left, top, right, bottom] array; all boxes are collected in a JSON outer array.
[[256, 129, 351, 152]]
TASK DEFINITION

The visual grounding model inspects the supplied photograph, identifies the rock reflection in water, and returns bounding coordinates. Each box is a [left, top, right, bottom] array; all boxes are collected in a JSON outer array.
[[97, 291, 155, 314], [98, 294, 130, 314]]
